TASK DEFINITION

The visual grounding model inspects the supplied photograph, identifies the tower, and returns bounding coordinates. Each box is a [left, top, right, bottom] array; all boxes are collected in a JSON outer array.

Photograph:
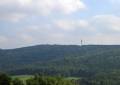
[[81, 40, 83, 46]]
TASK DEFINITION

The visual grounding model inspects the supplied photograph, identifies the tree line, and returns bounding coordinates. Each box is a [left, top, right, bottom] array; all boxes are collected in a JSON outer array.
[[0, 73, 75, 85], [1, 71, 120, 85]]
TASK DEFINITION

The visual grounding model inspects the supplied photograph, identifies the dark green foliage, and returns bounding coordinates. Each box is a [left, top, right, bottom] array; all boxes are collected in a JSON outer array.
[[72, 71, 120, 85], [90, 71, 120, 85], [0, 73, 11, 85], [12, 78, 24, 85], [1, 45, 120, 77]]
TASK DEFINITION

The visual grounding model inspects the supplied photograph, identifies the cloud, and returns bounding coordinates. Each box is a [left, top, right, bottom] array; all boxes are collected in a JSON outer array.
[[108, 0, 120, 8], [77, 20, 89, 28], [54, 20, 75, 30], [0, 36, 11, 48], [54, 0, 86, 14], [0, 36, 8, 43], [0, 13, 26, 22], [54, 19, 89, 31], [52, 15, 120, 45], [0, 0, 86, 22], [1, 14, 120, 48], [91, 15, 120, 33], [53, 15, 120, 35], [20, 34, 34, 43], [110, 0, 120, 3]]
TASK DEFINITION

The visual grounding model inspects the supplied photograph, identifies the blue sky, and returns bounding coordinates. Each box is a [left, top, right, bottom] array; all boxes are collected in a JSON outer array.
[[0, 0, 120, 48]]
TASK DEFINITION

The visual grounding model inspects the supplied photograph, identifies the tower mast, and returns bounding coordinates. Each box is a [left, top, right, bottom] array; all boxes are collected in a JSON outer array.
[[81, 40, 83, 46]]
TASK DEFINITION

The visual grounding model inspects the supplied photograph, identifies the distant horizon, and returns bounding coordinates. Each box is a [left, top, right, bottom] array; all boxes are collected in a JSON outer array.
[[2, 43, 120, 49]]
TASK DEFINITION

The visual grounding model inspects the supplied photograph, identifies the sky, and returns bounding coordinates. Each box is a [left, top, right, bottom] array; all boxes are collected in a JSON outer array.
[[0, 0, 120, 49]]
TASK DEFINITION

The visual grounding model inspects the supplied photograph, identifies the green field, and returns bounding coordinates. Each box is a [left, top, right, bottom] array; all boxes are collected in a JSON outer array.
[[12, 75, 79, 81], [12, 75, 33, 80], [12, 75, 33, 84], [66, 77, 80, 80]]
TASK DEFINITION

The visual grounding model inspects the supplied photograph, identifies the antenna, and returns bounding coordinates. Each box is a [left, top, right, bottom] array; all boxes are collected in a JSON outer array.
[[81, 40, 83, 46]]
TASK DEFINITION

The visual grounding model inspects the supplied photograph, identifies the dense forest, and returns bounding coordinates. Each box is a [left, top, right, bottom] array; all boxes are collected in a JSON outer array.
[[1, 45, 120, 78]]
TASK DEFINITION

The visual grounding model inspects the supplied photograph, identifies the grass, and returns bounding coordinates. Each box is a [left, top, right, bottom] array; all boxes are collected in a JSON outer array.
[[12, 75, 80, 82], [66, 77, 80, 80], [12, 75, 33, 84], [12, 75, 80, 85], [12, 75, 33, 80]]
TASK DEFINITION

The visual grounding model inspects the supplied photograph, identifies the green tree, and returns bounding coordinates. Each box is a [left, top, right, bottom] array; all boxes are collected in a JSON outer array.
[[0, 73, 11, 85], [26, 75, 74, 85], [12, 78, 24, 85]]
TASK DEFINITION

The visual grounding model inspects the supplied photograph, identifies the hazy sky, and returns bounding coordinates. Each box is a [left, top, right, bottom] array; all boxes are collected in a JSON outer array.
[[0, 0, 120, 48]]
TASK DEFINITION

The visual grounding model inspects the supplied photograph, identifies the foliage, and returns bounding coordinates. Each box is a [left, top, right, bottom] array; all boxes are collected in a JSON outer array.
[[26, 74, 74, 85], [0, 73, 75, 85], [0, 73, 11, 85], [1, 72, 120, 85], [12, 78, 24, 85], [1, 45, 120, 77]]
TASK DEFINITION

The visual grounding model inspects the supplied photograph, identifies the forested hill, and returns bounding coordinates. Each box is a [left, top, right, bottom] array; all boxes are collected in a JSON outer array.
[[1, 45, 120, 77]]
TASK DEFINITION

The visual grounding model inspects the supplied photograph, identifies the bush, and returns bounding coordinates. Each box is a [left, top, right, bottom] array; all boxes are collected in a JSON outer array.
[[0, 73, 11, 85], [12, 78, 24, 85]]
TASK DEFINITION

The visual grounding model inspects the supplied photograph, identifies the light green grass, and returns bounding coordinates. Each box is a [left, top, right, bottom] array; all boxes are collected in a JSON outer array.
[[12, 75, 80, 84], [12, 75, 33, 80], [12, 75, 80, 80], [12, 75, 33, 84], [66, 77, 80, 80], [67, 77, 80, 80]]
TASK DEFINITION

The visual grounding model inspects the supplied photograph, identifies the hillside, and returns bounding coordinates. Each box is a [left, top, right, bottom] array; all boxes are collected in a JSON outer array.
[[1, 45, 120, 77]]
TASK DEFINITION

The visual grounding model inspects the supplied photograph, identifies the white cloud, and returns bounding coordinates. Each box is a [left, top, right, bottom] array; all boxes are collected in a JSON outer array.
[[110, 0, 120, 3], [77, 20, 89, 28], [54, 20, 75, 30], [82, 34, 120, 45], [0, 36, 8, 43], [18, 0, 32, 6], [26, 26, 40, 31], [55, 0, 86, 14], [0, 0, 86, 22], [20, 34, 34, 43], [108, 0, 120, 9], [50, 15, 120, 45], [0, 0, 32, 6], [0, 13, 26, 22], [92, 15, 120, 32], [54, 19, 89, 31]]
